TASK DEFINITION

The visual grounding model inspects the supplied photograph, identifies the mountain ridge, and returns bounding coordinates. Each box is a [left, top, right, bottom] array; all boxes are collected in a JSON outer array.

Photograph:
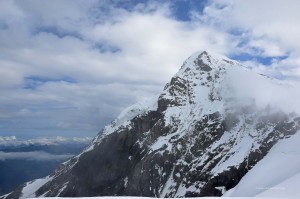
[[2, 50, 300, 198]]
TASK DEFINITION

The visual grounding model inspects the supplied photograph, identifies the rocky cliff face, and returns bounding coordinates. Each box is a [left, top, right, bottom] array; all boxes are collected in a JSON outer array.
[[3, 51, 300, 198]]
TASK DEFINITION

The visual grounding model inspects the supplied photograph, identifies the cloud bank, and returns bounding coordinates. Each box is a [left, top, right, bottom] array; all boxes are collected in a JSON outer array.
[[0, 150, 73, 161], [0, 136, 92, 148]]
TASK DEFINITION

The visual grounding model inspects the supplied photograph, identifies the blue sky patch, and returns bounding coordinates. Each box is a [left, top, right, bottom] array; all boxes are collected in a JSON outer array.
[[170, 0, 207, 21], [107, 0, 207, 21], [230, 53, 288, 66], [24, 76, 78, 90]]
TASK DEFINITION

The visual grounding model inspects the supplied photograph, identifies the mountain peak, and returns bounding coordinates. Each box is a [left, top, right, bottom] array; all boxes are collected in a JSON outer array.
[[180, 50, 240, 74], [194, 51, 214, 72], [157, 50, 242, 112]]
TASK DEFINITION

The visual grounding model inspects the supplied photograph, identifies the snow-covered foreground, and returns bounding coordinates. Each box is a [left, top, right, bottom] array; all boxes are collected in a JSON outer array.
[[28, 198, 297, 199], [224, 131, 300, 197]]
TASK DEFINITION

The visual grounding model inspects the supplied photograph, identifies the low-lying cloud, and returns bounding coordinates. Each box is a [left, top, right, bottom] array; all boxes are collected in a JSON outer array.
[[0, 136, 17, 142], [0, 136, 92, 148], [0, 151, 73, 161], [227, 66, 300, 114]]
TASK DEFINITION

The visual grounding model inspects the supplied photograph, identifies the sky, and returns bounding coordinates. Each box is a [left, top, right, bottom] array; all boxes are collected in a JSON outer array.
[[1, 0, 300, 139]]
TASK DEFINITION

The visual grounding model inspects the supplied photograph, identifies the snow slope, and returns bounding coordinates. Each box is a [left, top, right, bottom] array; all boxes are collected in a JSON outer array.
[[224, 130, 300, 197], [21, 177, 53, 198], [28, 197, 292, 199]]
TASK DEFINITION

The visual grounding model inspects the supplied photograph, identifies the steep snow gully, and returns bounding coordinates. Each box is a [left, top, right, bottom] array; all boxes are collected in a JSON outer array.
[[2, 51, 300, 198]]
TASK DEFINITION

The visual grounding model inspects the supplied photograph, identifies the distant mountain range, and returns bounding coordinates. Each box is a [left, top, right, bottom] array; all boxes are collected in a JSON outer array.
[[2, 51, 300, 198]]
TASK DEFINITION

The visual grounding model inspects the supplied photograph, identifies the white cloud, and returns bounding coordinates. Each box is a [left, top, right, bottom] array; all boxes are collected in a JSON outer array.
[[227, 67, 300, 114], [248, 38, 286, 57], [0, 1, 234, 86], [0, 136, 17, 142], [85, 9, 232, 82], [0, 136, 92, 147]]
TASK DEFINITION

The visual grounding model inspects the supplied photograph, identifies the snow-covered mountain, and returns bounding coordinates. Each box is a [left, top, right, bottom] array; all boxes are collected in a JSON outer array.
[[2, 51, 300, 198]]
